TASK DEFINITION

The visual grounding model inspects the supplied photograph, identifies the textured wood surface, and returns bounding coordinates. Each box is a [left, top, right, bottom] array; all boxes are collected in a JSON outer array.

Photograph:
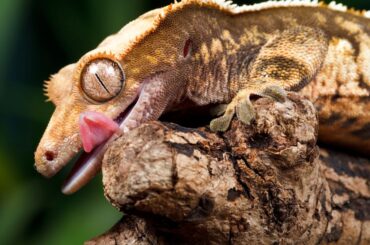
[[86, 94, 370, 244]]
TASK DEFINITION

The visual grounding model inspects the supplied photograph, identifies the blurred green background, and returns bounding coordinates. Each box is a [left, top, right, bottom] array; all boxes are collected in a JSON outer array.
[[0, 0, 368, 244]]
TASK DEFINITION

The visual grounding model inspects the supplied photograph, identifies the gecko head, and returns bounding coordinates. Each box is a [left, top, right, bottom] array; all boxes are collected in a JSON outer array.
[[34, 6, 196, 194], [34, 53, 140, 184]]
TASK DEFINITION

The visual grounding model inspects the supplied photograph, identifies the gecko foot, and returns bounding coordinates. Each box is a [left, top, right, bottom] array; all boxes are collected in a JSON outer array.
[[209, 86, 286, 132], [210, 89, 255, 132]]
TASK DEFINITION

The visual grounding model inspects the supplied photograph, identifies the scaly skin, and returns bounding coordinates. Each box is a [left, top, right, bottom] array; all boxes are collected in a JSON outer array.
[[35, 0, 370, 193]]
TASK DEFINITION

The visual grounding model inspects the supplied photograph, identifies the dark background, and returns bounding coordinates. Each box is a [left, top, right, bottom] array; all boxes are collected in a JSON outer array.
[[0, 0, 368, 244]]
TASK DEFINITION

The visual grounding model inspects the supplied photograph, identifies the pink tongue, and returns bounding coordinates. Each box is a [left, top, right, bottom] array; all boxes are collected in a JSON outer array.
[[79, 111, 119, 152]]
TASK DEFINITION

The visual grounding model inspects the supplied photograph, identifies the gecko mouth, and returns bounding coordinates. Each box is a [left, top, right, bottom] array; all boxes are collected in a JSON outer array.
[[60, 74, 168, 194], [61, 96, 139, 194]]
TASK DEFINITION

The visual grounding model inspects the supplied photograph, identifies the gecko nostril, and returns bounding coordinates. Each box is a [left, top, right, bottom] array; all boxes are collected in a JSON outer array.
[[45, 151, 56, 161]]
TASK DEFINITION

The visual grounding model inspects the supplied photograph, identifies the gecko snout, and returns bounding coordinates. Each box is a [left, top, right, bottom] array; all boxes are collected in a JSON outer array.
[[35, 137, 79, 178], [34, 145, 60, 178]]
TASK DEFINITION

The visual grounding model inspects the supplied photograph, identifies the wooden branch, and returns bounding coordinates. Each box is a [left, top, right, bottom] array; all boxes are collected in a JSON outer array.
[[84, 216, 163, 245], [86, 93, 370, 245]]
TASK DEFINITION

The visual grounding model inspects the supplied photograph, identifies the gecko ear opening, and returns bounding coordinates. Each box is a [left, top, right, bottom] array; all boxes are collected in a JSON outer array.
[[183, 39, 193, 58], [44, 64, 75, 105]]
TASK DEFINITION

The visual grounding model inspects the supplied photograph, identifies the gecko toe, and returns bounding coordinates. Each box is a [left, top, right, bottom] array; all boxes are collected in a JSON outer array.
[[236, 98, 255, 125], [210, 108, 235, 132], [209, 104, 228, 117], [260, 85, 287, 103]]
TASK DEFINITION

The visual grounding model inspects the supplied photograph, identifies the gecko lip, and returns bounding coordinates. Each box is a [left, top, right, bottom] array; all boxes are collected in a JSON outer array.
[[61, 95, 139, 195]]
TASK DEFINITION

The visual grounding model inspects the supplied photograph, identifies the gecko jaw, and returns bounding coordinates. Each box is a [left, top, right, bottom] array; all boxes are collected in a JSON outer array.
[[61, 96, 138, 195]]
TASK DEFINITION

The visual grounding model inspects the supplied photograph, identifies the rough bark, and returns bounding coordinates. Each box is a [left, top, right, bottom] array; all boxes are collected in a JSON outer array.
[[84, 216, 163, 245], [86, 93, 370, 245]]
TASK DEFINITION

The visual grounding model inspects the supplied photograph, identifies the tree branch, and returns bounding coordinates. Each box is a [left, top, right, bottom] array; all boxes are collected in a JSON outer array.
[[86, 93, 370, 244]]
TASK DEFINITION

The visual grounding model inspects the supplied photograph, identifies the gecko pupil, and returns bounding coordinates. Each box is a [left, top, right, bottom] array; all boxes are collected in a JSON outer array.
[[81, 58, 125, 103]]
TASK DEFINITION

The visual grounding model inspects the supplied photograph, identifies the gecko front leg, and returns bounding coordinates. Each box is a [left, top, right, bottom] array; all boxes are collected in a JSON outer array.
[[210, 86, 283, 131], [210, 26, 328, 132]]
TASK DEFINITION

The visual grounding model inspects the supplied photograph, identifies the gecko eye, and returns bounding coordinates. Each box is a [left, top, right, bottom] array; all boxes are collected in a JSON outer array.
[[81, 58, 125, 102]]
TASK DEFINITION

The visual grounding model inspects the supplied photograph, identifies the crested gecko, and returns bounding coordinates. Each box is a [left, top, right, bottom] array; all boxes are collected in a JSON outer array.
[[35, 0, 370, 194]]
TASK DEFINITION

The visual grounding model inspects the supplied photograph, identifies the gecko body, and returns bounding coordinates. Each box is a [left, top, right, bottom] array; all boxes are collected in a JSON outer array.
[[35, 0, 370, 194]]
